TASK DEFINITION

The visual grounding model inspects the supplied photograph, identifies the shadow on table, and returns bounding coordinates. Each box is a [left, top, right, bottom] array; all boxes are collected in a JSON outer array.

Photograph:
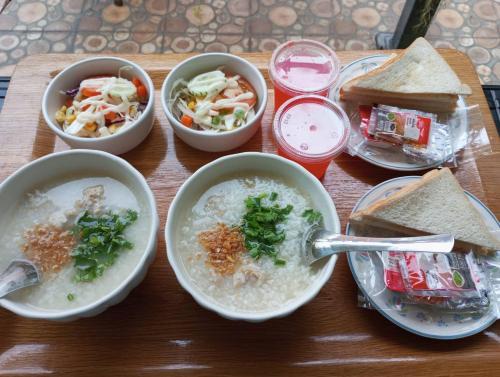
[[121, 118, 167, 179], [357, 307, 487, 351], [335, 154, 412, 186], [172, 126, 264, 174], [32, 114, 57, 159]]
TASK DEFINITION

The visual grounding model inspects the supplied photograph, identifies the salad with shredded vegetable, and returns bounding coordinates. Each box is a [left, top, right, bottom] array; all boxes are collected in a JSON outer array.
[[55, 68, 148, 138], [169, 69, 257, 131]]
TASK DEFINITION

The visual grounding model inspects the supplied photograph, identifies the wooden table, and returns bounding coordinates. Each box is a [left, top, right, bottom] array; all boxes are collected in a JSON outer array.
[[0, 51, 498, 376]]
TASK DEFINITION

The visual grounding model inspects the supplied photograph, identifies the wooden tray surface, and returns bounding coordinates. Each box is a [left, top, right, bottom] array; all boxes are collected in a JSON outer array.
[[0, 51, 498, 376]]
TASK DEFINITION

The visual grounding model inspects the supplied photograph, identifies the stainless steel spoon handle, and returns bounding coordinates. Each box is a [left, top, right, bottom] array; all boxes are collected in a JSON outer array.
[[305, 230, 455, 265], [0, 260, 39, 298]]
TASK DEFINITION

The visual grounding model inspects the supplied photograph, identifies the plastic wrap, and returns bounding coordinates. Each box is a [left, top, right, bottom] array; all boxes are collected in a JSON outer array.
[[356, 250, 500, 319], [347, 104, 493, 168]]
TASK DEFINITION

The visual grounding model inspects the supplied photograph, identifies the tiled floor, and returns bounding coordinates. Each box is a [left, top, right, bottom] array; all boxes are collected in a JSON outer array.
[[0, 0, 498, 83]]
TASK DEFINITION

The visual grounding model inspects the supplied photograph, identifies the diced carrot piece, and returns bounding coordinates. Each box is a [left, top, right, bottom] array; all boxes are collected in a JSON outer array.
[[81, 104, 91, 111], [137, 85, 147, 100], [180, 114, 193, 128], [81, 88, 100, 97]]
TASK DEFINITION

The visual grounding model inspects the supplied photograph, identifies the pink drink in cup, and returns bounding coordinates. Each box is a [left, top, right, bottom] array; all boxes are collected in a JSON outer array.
[[273, 95, 350, 179], [269, 39, 340, 111]]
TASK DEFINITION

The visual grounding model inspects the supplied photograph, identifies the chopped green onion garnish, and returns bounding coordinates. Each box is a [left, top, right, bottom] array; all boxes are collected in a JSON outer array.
[[234, 109, 245, 120], [302, 209, 323, 225], [211, 115, 221, 125], [240, 193, 292, 266]]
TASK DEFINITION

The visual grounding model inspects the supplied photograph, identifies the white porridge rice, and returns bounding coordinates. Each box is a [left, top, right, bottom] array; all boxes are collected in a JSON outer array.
[[0, 176, 150, 311], [178, 176, 320, 312]]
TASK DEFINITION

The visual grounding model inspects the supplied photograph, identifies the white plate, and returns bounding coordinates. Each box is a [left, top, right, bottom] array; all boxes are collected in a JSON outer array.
[[331, 55, 469, 171], [346, 176, 499, 339]]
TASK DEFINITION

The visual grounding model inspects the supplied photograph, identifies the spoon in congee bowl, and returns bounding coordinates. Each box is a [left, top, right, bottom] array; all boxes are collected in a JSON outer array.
[[302, 225, 455, 265], [0, 260, 40, 298]]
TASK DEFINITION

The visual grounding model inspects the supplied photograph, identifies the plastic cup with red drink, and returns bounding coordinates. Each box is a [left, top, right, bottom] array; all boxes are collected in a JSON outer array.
[[269, 39, 340, 111], [272, 95, 350, 179]]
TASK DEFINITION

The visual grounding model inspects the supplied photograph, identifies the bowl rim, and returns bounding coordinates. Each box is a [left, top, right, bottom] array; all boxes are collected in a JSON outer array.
[[41, 56, 155, 144], [160, 52, 268, 137], [0, 149, 159, 319], [165, 152, 340, 321]]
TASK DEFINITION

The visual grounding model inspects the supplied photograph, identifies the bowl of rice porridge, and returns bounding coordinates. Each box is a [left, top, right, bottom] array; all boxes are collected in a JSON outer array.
[[0, 150, 158, 320], [166, 152, 340, 321]]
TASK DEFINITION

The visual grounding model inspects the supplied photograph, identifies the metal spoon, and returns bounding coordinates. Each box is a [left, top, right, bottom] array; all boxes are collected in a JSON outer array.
[[0, 260, 40, 298], [302, 225, 455, 265]]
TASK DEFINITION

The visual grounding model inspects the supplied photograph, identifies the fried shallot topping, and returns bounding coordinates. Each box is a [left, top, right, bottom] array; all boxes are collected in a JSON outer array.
[[197, 223, 246, 275], [22, 224, 76, 274]]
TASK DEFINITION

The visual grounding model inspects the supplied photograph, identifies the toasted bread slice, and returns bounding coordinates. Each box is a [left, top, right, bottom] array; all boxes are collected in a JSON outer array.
[[349, 168, 500, 254], [342, 38, 471, 95], [339, 90, 458, 113], [340, 38, 471, 112]]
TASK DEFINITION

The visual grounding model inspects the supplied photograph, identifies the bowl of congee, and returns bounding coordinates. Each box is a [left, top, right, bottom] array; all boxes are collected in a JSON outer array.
[[0, 150, 158, 320], [166, 152, 340, 321]]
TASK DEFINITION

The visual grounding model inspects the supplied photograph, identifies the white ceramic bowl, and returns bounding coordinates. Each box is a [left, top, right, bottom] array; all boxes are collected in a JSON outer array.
[[161, 53, 268, 152], [165, 152, 340, 321], [42, 57, 155, 155], [0, 150, 159, 321]]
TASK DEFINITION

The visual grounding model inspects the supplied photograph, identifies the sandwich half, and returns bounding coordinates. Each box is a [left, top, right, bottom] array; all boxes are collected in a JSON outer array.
[[349, 168, 500, 254], [340, 37, 471, 113]]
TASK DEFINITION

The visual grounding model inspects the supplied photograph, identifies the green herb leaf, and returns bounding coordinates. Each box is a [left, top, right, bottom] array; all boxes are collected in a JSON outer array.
[[302, 209, 323, 225], [71, 210, 138, 282], [240, 193, 292, 266], [67, 293, 75, 301]]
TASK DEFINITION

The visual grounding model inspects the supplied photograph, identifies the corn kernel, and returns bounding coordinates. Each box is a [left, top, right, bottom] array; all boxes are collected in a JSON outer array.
[[84, 122, 97, 132], [188, 101, 196, 110], [129, 106, 137, 117], [55, 111, 66, 124], [66, 114, 76, 123], [108, 124, 118, 133]]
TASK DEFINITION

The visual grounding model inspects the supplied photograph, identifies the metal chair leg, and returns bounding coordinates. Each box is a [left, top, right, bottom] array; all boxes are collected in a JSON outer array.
[[376, 0, 441, 49]]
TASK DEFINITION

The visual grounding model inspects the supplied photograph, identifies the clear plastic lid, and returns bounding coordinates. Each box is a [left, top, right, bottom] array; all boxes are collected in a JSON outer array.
[[273, 95, 350, 162], [269, 39, 340, 95]]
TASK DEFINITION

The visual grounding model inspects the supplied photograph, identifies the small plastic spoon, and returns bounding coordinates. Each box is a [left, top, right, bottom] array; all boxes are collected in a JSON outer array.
[[302, 225, 455, 265], [0, 260, 40, 298]]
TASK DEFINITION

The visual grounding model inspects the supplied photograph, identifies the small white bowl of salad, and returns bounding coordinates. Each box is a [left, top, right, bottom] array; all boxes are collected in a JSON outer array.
[[42, 57, 154, 155], [161, 53, 268, 152]]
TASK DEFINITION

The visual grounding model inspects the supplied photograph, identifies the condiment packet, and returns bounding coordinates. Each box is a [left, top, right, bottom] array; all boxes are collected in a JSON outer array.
[[358, 105, 455, 165], [383, 251, 490, 311], [368, 105, 434, 147]]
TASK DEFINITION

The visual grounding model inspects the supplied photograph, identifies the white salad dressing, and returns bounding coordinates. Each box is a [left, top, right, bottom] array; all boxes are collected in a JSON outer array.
[[170, 70, 257, 131], [65, 77, 137, 135]]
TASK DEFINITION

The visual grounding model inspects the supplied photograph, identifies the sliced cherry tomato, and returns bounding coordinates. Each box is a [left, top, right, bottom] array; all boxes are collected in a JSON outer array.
[[137, 85, 148, 100], [65, 98, 73, 107], [104, 111, 117, 121], [81, 88, 101, 97], [132, 77, 142, 88]]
